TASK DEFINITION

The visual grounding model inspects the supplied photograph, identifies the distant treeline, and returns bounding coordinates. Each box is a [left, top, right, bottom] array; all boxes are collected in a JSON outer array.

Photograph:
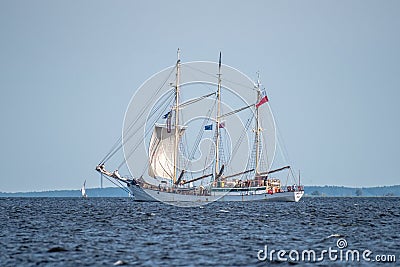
[[0, 187, 128, 197], [304, 185, 400, 197], [1, 185, 399, 197]]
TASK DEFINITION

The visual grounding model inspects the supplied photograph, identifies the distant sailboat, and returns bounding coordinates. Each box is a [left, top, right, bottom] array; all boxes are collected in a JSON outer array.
[[81, 180, 88, 198]]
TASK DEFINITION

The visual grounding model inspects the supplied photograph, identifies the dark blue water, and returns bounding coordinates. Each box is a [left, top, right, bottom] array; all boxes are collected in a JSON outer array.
[[0, 197, 399, 266]]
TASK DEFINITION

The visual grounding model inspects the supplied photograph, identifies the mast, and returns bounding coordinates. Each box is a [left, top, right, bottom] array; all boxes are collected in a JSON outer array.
[[298, 170, 301, 186], [173, 48, 181, 184], [255, 72, 261, 175], [215, 52, 222, 178]]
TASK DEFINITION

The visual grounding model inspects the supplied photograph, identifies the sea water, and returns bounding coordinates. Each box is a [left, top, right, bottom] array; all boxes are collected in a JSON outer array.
[[0, 197, 399, 266]]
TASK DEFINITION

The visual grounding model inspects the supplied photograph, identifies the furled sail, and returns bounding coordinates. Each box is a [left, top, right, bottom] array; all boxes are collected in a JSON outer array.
[[148, 124, 186, 179]]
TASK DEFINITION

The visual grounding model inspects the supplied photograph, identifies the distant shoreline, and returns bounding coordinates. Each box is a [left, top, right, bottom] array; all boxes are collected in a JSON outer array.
[[1, 185, 399, 198]]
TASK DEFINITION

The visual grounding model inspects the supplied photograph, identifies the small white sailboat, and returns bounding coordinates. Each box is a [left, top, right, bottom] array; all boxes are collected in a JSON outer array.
[[95, 50, 304, 204], [81, 180, 88, 198]]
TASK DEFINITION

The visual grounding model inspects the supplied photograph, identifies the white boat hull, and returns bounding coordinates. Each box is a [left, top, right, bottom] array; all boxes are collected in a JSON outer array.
[[128, 185, 303, 203]]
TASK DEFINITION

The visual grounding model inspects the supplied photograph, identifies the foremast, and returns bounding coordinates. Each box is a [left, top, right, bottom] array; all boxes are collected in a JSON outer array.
[[254, 73, 262, 175], [214, 52, 222, 179], [173, 48, 181, 184]]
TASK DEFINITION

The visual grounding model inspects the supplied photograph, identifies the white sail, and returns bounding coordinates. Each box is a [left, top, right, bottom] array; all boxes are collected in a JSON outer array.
[[148, 124, 186, 179], [81, 180, 87, 198]]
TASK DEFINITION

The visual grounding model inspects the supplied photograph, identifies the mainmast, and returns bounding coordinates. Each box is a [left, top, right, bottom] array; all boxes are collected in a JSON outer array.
[[215, 52, 222, 178], [255, 72, 262, 175], [173, 48, 181, 184]]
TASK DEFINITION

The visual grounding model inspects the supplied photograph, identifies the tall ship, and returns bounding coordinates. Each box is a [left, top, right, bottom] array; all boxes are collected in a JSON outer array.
[[96, 50, 304, 204]]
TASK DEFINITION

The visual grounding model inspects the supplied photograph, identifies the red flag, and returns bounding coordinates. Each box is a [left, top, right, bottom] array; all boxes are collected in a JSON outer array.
[[256, 95, 269, 108]]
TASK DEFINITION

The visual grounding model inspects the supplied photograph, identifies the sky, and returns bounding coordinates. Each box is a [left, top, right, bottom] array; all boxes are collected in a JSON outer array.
[[0, 0, 399, 192]]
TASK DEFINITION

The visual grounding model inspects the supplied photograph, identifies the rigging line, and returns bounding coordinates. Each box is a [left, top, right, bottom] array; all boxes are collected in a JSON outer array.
[[230, 113, 255, 161], [202, 155, 209, 176], [186, 101, 216, 166], [117, 94, 176, 169], [166, 81, 217, 179], [179, 114, 193, 181], [142, 92, 175, 139], [260, 131, 270, 172], [148, 138, 161, 168], [101, 139, 125, 164], [149, 155, 174, 180], [118, 90, 175, 155], [268, 102, 298, 184], [179, 92, 216, 108], [180, 142, 191, 181], [99, 135, 122, 164], [244, 139, 257, 179], [108, 92, 175, 166], [276, 130, 292, 175], [184, 97, 217, 175], [197, 96, 218, 178], [218, 127, 227, 167], [135, 92, 175, 137], [284, 171, 290, 187], [121, 91, 171, 152], [269, 102, 293, 168], [140, 150, 150, 177], [218, 104, 254, 119], [289, 166, 298, 184], [175, 106, 190, 181], [102, 175, 131, 194], [124, 67, 176, 135], [257, 114, 270, 172], [146, 91, 175, 123], [224, 129, 232, 162], [102, 67, 176, 164], [139, 136, 159, 178], [185, 64, 257, 92], [140, 160, 151, 179], [228, 114, 254, 180], [183, 106, 215, 180], [177, 81, 218, 174], [183, 64, 225, 92]]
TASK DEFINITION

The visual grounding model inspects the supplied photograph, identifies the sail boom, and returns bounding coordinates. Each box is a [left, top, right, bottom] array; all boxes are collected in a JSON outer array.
[[218, 104, 253, 119], [179, 92, 216, 109], [258, 166, 291, 176], [222, 168, 255, 180], [181, 173, 213, 185]]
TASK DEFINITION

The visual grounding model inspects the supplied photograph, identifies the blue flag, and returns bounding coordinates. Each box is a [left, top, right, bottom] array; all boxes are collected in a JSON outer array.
[[204, 124, 213, 131]]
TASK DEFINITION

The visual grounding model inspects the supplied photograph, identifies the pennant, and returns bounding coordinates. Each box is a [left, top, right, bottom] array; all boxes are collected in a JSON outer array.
[[256, 95, 269, 108], [163, 111, 171, 119], [204, 124, 213, 131], [166, 114, 172, 133], [219, 121, 225, 128]]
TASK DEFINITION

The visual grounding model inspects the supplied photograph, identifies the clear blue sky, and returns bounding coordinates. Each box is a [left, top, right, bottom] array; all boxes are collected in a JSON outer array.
[[0, 0, 399, 192]]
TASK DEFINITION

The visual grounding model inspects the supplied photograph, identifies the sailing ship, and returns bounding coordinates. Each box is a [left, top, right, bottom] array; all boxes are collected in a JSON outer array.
[[81, 180, 88, 198], [96, 50, 304, 203]]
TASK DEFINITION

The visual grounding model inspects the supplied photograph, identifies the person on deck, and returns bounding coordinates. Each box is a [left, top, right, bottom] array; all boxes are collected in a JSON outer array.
[[113, 169, 122, 179], [96, 164, 106, 173]]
